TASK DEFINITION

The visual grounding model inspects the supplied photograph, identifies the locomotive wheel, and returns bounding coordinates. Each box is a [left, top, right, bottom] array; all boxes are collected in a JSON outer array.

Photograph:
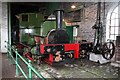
[[54, 51, 61, 62], [69, 53, 73, 58], [102, 42, 115, 60], [79, 50, 88, 58]]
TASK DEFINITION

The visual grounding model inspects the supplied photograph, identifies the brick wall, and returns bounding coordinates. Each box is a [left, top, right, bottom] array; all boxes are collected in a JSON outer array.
[[0, 2, 1, 51], [66, 2, 116, 43], [77, 4, 97, 42]]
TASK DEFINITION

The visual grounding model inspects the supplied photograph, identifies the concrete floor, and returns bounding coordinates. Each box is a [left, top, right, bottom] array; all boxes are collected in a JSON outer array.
[[33, 59, 119, 80], [2, 53, 16, 79], [1, 53, 120, 80], [0, 53, 2, 80], [2, 53, 28, 80]]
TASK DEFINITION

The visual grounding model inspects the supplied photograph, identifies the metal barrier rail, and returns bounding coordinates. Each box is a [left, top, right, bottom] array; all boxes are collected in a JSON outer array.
[[5, 41, 45, 80]]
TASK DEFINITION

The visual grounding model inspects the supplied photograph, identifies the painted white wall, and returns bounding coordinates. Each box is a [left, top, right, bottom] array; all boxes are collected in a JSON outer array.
[[0, 1, 2, 79], [119, 2, 120, 35], [0, 2, 1, 53], [0, 2, 8, 53]]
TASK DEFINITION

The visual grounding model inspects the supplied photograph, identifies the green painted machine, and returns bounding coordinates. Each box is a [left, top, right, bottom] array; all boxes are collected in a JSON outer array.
[[18, 2, 78, 45], [19, 13, 44, 45], [41, 21, 66, 36], [19, 13, 74, 45], [18, 11, 75, 64]]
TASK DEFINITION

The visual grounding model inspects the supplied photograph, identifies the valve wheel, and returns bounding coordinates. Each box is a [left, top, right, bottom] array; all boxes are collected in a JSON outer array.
[[102, 42, 115, 60]]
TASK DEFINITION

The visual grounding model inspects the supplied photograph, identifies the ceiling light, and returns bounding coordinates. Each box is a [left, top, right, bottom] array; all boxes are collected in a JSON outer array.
[[25, 29, 33, 33], [71, 5, 76, 9]]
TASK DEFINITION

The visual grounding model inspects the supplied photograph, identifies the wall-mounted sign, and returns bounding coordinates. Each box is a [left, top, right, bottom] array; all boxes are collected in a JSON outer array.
[[64, 9, 83, 23]]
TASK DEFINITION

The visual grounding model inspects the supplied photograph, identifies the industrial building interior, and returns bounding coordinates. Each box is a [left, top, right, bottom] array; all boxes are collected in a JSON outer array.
[[0, 1, 120, 80]]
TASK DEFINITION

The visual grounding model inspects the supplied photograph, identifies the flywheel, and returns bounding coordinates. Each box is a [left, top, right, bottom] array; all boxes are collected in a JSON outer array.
[[102, 42, 115, 60]]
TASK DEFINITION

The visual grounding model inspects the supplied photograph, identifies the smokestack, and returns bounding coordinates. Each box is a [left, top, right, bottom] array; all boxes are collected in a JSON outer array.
[[54, 10, 64, 29]]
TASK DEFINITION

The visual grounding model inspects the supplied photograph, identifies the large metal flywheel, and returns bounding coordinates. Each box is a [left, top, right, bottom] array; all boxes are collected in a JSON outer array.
[[102, 42, 115, 60]]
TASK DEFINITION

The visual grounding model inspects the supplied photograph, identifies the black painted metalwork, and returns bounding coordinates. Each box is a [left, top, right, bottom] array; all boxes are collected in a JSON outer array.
[[92, 2, 115, 60]]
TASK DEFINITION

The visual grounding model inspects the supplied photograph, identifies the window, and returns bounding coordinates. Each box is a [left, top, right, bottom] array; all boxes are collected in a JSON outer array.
[[22, 14, 28, 21], [106, 6, 119, 41], [73, 27, 78, 36]]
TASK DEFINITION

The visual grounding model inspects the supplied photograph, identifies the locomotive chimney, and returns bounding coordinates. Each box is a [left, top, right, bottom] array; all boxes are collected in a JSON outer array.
[[55, 10, 64, 29]]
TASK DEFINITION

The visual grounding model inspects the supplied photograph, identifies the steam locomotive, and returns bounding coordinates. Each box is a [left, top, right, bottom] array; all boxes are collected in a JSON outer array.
[[13, 9, 114, 65]]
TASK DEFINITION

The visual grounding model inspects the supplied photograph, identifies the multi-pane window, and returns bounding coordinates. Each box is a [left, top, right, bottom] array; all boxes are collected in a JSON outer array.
[[106, 6, 119, 41]]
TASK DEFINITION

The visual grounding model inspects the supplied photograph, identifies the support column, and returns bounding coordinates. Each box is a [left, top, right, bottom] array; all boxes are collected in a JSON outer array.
[[118, 2, 120, 35], [0, 1, 2, 80], [1, 2, 8, 53]]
